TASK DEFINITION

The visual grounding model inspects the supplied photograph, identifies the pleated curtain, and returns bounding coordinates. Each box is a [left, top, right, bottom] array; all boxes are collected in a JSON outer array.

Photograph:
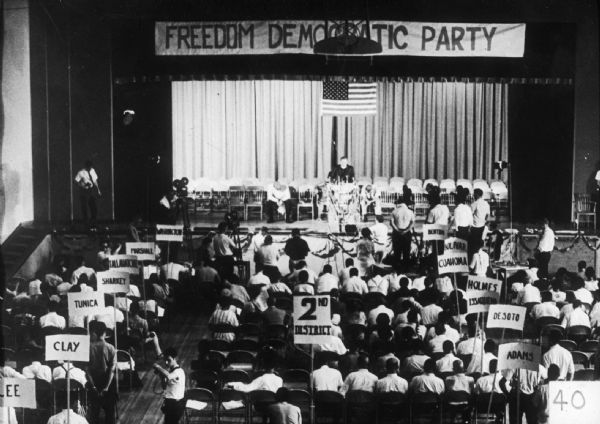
[[172, 80, 507, 181]]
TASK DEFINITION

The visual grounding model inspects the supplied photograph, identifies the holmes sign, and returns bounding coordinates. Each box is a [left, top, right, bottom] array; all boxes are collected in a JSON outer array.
[[156, 21, 525, 57]]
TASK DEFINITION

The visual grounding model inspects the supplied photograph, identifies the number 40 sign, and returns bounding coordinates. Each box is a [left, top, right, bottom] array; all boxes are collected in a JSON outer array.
[[549, 381, 600, 424], [293, 295, 332, 344]]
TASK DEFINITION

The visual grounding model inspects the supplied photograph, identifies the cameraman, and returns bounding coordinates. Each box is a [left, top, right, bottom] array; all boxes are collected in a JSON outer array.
[[153, 347, 186, 424]]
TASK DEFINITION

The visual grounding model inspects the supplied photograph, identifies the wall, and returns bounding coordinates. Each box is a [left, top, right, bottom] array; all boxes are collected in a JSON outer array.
[[1, 0, 33, 242]]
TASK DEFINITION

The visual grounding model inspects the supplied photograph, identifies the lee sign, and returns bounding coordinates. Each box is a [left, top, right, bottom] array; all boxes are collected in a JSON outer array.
[[549, 381, 600, 424], [68, 291, 105, 316], [45, 334, 90, 362], [98, 270, 130, 294], [0, 379, 36, 409], [437, 251, 469, 274], [108, 254, 140, 274], [497, 342, 541, 372], [156, 224, 184, 242], [125, 242, 157, 261], [486, 304, 526, 331], [465, 276, 502, 313], [293, 295, 332, 344], [422, 224, 447, 241]]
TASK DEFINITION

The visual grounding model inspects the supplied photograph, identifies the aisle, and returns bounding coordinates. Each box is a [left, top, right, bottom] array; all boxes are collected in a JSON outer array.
[[116, 313, 209, 423]]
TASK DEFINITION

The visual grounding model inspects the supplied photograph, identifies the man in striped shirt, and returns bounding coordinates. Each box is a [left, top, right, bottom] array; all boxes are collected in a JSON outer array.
[[208, 296, 239, 342]]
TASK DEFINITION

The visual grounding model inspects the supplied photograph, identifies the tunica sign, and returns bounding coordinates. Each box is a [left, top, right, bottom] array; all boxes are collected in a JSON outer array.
[[45, 334, 90, 362], [155, 21, 526, 57], [67, 291, 105, 316]]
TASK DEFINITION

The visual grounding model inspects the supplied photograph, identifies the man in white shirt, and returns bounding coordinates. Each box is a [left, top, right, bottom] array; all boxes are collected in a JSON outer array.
[[475, 359, 503, 394], [408, 359, 445, 395], [70, 257, 96, 285], [561, 299, 591, 329], [536, 218, 555, 279], [52, 362, 88, 387], [249, 226, 268, 272], [312, 360, 344, 392], [367, 303, 395, 326], [74, 160, 101, 224], [231, 367, 283, 393], [153, 347, 186, 424], [213, 222, 238, 280], [428, 323, 452, 354], [542, 330, 574, 380], [338, 258, 355, 286], [469, 240, 489, 276], [390, 197, 415, 270], [341, 356, 378, 395], [452, 189, 473, 241], [341, 268, 368, 295], [370, 215, 389, 263], [375, 358, 408, 393], [531, 291, 560, 320], [316, 264, 339, 294], [517, 281, 542, 306], [266, 181, 293, 223], [445, 361, 474, 395], [40, 301, 66, 329], [470, 189, 490, 258], [420, 301, 443, 326], [22, 360, 52, 382], [47, 393, 90, 424], [436, 341, 461, 373]]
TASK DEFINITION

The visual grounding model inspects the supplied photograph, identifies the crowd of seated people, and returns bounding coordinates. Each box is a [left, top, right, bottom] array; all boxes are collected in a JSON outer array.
[[189, 220, 600, 424]]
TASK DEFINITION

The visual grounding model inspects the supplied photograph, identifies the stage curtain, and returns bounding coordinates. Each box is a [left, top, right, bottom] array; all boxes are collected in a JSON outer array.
[[172, 80, 331, 181], [337, 81, 508, 180], [172, 80, 508, 182]]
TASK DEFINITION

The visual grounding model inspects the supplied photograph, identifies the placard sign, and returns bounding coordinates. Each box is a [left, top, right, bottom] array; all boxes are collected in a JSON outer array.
[[549, 381, 600, 424], [156, 224, 184, 242], [486, 304, 526, 331], [422, 224, 448, 241], [465, 276, 502, 313], [45, 334, 90, 362], [108, 254, 140, 275], [293, 295, 332, 344], [497, 342, 541, 372], [444, 237, 467, 253], [68, 291, 105, 316], [125, 242, 157, 261], [0, 378, 36, 408], [97, 270, 130, 294], [143, 264, 159, 280], [437, 251, 469, 274]]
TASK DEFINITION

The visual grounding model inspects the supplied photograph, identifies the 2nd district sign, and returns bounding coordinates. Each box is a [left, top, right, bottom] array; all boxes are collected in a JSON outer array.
[[293, 295, 332, 344]]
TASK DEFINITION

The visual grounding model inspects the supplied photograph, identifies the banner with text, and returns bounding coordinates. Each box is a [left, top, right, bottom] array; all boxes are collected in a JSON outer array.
[[437, 251, 469, 274], [45, 334, 90, 362], [444, 237, 467, 253], [156, 224, 184, 242], [293, 295, 332, 344], [68, 291, 105, 316], [549, 381, 600, 424], [98, 271, 131, 295], [465, 275, 502, 313], [498, 342, 541, 372], [423, 224, 448, 241], [126, 242, 157, 261], [156, 21, 525, 57], [486, 304, 526, 331], [0, 379, 36, 409], [108, 255, 140, 274]]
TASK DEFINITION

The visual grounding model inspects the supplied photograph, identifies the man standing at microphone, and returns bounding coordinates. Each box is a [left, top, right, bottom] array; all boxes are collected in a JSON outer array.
[[75, 160, 101, 225]]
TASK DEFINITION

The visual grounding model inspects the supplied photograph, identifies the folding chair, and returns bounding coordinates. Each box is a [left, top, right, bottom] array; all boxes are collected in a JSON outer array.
[[287, 389, 312, 423], [573, 368, 596, 381], [474, 392, 506, 424], [297, 184, 316, 221], [217, 389, 247, 423], [567, 325, 591, 345], [346, 390, 376, 424], [579, 340, 599, 353], [190, 370, 219, 391], [116, 349, 135, 390], [226, 350, 256, 372], [246, 186, 266, 221], [247, 390, 276, 424], [443, 391, 472, 424], [220, 369, 251, 389], [282, 369, 310, 391], [571, 350, 590, 370], [376, 392, 408, 424], [315, 390, 345, 424], [573, 193, 596, 231], [228, 185, 247, 220], [184, 388, 216, 424], [410, 392, 442, 424]]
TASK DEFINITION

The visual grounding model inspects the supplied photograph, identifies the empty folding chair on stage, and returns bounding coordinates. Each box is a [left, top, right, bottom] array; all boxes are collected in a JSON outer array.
[[439, 179, 456, 193], [228, 185, 247, 219], [282, 369, 310, 391], [245, 186, 266, 220], [297, 184, 316, 221], [573, 193, 597, 231], [406, 178, 424, 193]]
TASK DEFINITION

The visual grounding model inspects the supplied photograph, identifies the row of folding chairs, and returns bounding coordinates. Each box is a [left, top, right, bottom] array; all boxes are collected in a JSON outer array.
[[183, 388, 509, 424]]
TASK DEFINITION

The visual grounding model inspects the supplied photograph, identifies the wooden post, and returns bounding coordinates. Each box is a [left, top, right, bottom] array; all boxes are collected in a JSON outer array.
[[66, 360, 71, 424], [309, 344, 315, 424], [486, 327, 505, 419]]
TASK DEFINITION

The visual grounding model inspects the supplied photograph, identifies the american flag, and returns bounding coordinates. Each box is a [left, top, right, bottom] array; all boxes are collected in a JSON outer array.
[[321, 81, 378, 116]]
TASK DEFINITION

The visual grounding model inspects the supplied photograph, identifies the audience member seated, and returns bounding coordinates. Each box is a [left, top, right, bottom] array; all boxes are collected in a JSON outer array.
[[561, 299, 590, 329], [208, 296, 239, 342], [531, 290, 560, 320], [367, 301, 394, 326], [338, 258, 355, 286], [367, 274, 389, 295], [408, 358, 444, 395], [268, 387, 301, 424], [312, 359, 344, 392], [70, 256, 96, 285], [258, 235, 281, 282], [542, 330, 574, 381], [402, 340, 430, 378], [517, 278, 541, 306], [341, 268, 368, 295], [341, 355, 378, 395], [375, 357, 408, 393], [128, 302, 163, 358], [532, 364, 561, 424], [22, 359, 52, 382], [475, 359, 503, 394], [583, 266, 599, 291], [293, 270, 315, 295], [52, 361, 88, 387], [262, 297, 289, 326], [316, 264, 339, 294], [229, 363, 283, 392], [39, 300, 66, 329], [436, 341, 461, 373]]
